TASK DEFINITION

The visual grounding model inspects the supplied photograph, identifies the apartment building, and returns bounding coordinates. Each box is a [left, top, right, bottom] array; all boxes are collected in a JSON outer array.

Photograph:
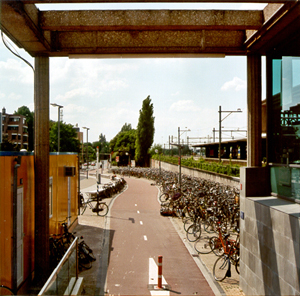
[[1, 107, 29, 150]]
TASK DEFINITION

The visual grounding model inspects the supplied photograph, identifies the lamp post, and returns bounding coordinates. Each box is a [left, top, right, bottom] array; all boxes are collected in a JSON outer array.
[[50, 103, 63, 152], [155, 149, 161, 175], [218, 106, 242, 163], [178, 127, 190, 189], [82, 127, 90, 179]]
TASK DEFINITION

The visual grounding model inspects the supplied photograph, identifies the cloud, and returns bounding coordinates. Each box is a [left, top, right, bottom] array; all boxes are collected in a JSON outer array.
[[221, 77, 246, 91], [53, 87, 100, 103], [0, 59, 34, 84], [171, 91, 180, 97], [169, 100, 202, 112]]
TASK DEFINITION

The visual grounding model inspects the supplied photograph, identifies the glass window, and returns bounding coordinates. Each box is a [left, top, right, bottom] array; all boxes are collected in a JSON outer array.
[[270, 56, 300, 202], [270, 57, 300, 164]]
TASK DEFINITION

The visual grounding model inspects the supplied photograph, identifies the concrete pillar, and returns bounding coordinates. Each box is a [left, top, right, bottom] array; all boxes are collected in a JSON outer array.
[[247, 54, 262, 167], [34, 55, 50, 283]]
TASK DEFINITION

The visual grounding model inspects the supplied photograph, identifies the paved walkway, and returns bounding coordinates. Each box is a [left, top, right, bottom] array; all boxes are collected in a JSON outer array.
[[75, 171, 245, 296]]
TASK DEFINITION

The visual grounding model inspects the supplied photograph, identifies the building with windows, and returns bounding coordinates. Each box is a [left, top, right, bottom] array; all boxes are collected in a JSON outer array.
[[1, 107, 29, 150]]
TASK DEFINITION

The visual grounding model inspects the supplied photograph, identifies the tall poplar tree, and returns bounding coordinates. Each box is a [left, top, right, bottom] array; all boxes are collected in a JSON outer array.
[[135, 96, 155, 166]]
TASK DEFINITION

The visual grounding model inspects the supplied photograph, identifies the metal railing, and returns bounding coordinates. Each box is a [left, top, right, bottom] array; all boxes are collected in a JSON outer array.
[[38, 237, 78, 296]]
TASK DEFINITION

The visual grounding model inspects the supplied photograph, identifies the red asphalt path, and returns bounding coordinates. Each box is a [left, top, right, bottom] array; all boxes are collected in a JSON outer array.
[[105, 177, 214, 296]]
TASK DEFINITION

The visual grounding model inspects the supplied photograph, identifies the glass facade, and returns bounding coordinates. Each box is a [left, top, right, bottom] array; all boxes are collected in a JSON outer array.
[[270, 56, 300, 202]]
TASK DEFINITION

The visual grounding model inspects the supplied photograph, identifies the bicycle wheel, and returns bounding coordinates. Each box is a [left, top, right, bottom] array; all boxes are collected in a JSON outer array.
[[80, 203, 87, 215], [194, 234, 214, 254], [186, 223, 201, 242], [78, 251, 92, 270], [210, 236, 224, 257], [159, 192, 169, 203], [213, 256, 230, 282], [203, 216, 216, 233], [183, 217, 193, 232], [0, 285, 14, 295], [97, 202, 109, 216], [81, 241, 96, 262], [233, 257, 239, 274]]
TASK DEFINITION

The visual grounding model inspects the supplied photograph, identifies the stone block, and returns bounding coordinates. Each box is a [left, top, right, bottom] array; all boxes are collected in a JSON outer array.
[[284, 259, 299, 289], [245, 216, 258, 237], [245, 195, 256, 219], [271, 208, 285, 234], [259, 203, 272, 227], [248, 250, 256, 273], [279, 277, 296, 296], [252, 276, 265, 295]]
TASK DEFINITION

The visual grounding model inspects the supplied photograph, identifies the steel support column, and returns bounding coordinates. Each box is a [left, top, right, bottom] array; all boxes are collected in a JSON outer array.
[[34, 55, 50, 284], [247, 54, 262, 167]]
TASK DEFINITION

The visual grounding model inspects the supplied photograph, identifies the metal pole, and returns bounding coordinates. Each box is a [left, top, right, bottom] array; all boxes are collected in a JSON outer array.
[[219, 106, 222, 163], [86, 129, 89, 179], [83, 127, 90, 179], [57, 107, 61, 152], [157, 255, 163, 289], [178, 127, 181, 189]]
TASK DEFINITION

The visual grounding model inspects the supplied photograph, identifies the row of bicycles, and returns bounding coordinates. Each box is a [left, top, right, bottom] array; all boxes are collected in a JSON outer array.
[[79, 178, 127, 216], [50, 178, 127, 271], [112, 167, 240, 282], [49, 219, 96, 271]]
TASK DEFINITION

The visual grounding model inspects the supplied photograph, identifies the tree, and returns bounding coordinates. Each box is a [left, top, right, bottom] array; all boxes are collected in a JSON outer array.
[[0, 135, 19, 151], [49, 121, 80, 153], [14, 105, 34, 151], [135, 96, 155, 167], [149, 144, 163, 156], [83, 143, 96, 163], [120, 123, 132, 132], [110, 129, 136, 165], [93, 133, 109, 154]]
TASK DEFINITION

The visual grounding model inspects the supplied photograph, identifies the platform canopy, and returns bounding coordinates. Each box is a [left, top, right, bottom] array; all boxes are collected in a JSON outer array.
[[1, 1, 300, 58]]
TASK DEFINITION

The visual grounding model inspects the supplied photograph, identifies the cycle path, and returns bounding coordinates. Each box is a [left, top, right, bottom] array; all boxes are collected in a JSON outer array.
[[105, 177, 215, 296], [76, 173, 244, 296]]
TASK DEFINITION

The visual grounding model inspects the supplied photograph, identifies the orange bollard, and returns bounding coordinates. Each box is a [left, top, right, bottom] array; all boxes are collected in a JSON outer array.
[[158, 255, 163, 289]]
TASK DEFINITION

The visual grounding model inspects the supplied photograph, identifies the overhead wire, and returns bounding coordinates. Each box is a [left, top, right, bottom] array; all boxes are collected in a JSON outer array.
[[1, 31, 35, 72]]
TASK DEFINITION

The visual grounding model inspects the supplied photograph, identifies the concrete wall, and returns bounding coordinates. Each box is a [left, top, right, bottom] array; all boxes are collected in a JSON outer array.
[[151, 158, 240, 188], [240, 167, 300, 295]]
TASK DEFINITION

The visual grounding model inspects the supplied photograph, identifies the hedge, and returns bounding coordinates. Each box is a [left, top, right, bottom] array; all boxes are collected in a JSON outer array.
[[152, 155, 240, 177]]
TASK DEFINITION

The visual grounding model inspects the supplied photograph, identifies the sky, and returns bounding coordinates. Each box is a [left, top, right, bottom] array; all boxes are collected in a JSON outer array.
[[0, 2, 266, 147]]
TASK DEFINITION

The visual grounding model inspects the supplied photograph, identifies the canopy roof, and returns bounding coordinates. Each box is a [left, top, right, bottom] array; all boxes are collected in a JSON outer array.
[[1, 1, 300, 57]]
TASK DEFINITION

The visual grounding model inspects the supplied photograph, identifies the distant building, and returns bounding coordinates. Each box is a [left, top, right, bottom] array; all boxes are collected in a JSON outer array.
[[1, 107, 29, 150], [73, 123, 83, 144]]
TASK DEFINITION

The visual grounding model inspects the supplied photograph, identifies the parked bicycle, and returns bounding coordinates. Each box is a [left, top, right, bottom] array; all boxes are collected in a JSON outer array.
[[49, 218, 96, 271], [212, 227, 240, 281], [80, 192, 109, 216], [0, 285, 14, 295]]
